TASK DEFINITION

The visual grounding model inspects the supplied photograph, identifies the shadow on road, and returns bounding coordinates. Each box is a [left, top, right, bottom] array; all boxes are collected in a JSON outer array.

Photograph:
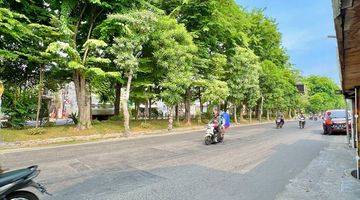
[[48, 139, 328, 200]]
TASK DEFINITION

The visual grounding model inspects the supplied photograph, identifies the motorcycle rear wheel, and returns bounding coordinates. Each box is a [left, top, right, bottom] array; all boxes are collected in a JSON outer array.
[[6, 191, 39, 200], [218, 134, 224, 143], [204, 136, 212, 145]]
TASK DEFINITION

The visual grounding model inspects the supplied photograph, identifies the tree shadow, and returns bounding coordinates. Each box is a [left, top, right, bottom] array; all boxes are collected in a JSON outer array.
[[48, 139, 328, 200]]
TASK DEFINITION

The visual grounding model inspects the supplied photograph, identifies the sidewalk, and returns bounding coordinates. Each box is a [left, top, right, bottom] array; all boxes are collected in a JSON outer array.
[[276, 137, 360, 200]]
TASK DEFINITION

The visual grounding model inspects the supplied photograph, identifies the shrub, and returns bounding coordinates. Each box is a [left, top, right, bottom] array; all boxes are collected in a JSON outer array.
[[27, 127, 45, 135], [150, 108, 159, 119], [92, 119, 101, 125], [110, 114, 123, 121], [2, 87, 37, 128]]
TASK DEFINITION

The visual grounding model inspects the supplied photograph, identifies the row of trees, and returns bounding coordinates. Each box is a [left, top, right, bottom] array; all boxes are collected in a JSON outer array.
[[0, 0, 343, 133], [304, 76, 345, 113]]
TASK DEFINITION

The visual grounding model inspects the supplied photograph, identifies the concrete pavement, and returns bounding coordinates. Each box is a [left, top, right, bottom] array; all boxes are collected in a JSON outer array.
[[1, 121, 359, 199]]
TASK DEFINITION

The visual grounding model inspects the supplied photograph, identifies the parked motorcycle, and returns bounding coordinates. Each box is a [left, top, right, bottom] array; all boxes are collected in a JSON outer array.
[[275, 118, 284, 129], [0, 165, 50, 200], [204, 123, 223, 145], [299, 117, 306, 129]]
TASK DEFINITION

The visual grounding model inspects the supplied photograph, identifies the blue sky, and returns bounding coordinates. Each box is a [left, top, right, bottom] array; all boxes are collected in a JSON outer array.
[[236, 0, 340, 83]]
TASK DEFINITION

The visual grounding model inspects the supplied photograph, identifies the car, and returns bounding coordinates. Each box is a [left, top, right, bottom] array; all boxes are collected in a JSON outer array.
[[322, 109, 351, 135]]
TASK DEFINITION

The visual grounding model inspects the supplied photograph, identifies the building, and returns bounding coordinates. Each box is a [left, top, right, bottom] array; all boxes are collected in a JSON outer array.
[[333, 0, 360, 178]]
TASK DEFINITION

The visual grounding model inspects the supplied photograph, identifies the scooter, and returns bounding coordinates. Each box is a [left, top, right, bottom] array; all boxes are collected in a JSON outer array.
[[204, 123, 223, 145], [0, 165, 50, 200], [275, 118, 284, 129], [299, 117, 306, 129]]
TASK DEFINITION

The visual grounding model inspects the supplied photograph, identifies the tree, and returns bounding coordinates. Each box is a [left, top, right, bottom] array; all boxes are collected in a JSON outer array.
[[260, 60, 282, 118], [227, 47, 260, 123], [304, 76, 345, 113], [98, 10, 157, 135], [156, 0, 249, 118], [308, 93, 326, 113], [151, 16, 197, 130], [0, 5, 63, 127], [43, 0, 135, 130], [246, 9, 288, 66], [202, 80, 229, 105]]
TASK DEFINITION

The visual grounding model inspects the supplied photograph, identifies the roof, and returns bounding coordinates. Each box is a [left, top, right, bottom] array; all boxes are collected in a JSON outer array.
[[333, 0, 360, 97]]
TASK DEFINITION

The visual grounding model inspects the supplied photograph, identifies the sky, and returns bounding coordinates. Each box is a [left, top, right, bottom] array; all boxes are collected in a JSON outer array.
[[236, 0, 340, 83]]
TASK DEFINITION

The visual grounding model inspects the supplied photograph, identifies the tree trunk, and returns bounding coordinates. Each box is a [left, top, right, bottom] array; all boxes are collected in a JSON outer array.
[[267, 109, 270, 121], [197, 108, 202, 124], [198, 87, 203, 113], [234, 104, 238, 124], [122, 73, 133, 136], [175, 104, 179, 123], [145, 100, 149, 120], [134, 102, 139, 120], [74, 70, 92, 130], [35, 66, 44, 128], [249, 108, 252, 124], [258, 96, 264, 123], [149, 99, 152, 120], [114, 83, 121, 116], [288, 109, 292, 119], [224, 101, 228, 111], [168, 106, 174, 131], [239, 104, 243, 121], [185, 88, 191, 125]]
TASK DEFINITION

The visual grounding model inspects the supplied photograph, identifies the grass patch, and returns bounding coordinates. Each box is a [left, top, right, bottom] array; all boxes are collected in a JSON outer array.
[[0, 117, 276, 144], [0, 119, 205, 143]]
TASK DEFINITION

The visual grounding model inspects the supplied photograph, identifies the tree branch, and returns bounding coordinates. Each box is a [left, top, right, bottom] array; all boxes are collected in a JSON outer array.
[[74, 3, 87, 44]]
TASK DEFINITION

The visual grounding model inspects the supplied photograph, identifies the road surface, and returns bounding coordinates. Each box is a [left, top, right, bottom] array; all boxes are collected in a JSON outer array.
[[1, 121, 342, 200]]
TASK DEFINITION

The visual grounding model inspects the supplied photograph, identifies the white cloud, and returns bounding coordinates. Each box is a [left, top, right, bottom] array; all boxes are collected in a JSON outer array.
[[282, 30, 320, 51]]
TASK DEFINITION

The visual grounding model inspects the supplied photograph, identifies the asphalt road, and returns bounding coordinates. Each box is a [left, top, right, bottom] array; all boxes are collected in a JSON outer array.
[[1, 120, 338, 200]]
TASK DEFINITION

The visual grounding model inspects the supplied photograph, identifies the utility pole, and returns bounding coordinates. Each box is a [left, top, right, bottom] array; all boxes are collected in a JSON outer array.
[[345, 97, 351, 146], [352, 98, 356, 148]]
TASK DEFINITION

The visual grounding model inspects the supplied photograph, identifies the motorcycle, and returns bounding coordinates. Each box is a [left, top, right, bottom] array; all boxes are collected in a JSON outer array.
[[204, 123, 223, 145], [0, 165, 50, 200], [275, 118, 284, 129], [299, 117, 306, 129]]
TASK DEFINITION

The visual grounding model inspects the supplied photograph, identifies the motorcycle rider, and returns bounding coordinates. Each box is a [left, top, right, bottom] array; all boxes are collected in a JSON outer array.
[[276, 113, 285, 125], [211, 107, 224, 141], [211, 107, 220, 131], [298, 112, 306, 127]]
